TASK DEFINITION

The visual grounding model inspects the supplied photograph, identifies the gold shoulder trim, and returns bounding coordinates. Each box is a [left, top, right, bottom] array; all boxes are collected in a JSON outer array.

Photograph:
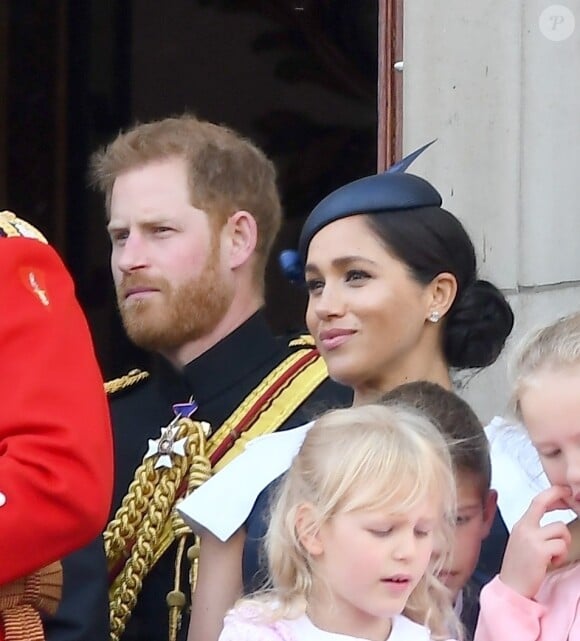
[[288, 334, 315, 348], [105, 369, 150, 396], [0, 210, 48, 243]]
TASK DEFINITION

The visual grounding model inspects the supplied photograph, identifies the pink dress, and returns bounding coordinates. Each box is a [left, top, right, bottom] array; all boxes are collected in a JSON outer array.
[[219, 607, 455, 641], [474, 563, 580, 640]]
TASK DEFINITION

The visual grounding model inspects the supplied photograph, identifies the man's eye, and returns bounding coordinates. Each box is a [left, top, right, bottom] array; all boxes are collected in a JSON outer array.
[[110, 231, 128, 243], [456, 515, 472, 526]]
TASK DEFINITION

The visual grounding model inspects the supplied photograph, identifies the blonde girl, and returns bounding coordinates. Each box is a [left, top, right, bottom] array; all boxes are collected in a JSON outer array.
[[219, 404, 460, 641], [475, 312, 580, 640]]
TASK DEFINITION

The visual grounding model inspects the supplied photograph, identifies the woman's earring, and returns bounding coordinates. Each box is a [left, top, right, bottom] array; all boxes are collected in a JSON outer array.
[[428, 311, 441, 323]]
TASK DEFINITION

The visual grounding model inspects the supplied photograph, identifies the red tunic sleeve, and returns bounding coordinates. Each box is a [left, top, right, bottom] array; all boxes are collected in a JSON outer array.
[[0, 237, 113, 585]]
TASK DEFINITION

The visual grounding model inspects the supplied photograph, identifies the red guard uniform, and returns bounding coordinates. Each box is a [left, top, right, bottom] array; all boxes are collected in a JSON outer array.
[[0, 212, 113, 639]]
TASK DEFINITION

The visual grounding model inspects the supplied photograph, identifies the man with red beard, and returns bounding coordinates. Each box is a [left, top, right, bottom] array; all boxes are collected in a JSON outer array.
[[53, 115, 350, 641]]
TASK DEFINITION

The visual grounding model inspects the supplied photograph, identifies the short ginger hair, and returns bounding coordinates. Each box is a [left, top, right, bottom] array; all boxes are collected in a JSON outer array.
[[89, 114, 282, 288]]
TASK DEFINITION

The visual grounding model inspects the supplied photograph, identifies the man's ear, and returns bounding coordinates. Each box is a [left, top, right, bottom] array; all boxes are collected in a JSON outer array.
[[295, 503, 324, 556], [425, 271, 458, 321], [224, 210, 258, 270], [481, 489, 498, 539]]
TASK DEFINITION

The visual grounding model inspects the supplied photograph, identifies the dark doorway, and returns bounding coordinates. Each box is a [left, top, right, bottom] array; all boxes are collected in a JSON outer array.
[[2, 0, 379, 378]]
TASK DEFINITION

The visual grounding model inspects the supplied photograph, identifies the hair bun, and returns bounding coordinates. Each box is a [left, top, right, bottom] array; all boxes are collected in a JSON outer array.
[[444, 279, 514, 369]]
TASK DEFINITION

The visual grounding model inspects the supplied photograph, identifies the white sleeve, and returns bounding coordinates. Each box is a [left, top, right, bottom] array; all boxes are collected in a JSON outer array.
[[485, 416, 575, 530], [177, 422, 313, 541]]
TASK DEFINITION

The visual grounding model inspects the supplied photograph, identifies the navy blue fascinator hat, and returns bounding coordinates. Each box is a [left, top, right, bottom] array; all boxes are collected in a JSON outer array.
[[279, 141, 440, 283]]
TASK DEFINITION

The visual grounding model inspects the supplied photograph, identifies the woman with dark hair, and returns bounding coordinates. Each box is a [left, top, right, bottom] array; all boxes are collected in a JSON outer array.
[[301, 199, 512, 403], [183, 152, 514, 641]]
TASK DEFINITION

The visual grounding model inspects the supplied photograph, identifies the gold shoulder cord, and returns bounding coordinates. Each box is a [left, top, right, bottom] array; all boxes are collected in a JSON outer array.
[[104, 369, 149, 395], [105, 348, 328, 641], [105, 417, 211, 641]]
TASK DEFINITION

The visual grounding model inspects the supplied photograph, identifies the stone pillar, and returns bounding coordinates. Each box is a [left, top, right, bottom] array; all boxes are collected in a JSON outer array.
[[402, 0, 580, 422]]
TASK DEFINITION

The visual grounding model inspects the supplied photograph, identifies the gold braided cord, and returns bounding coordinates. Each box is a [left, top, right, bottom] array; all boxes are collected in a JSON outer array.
[[142, 352, 330, 605], [104, 457, 158, 562], [107, 419, 201, 641], [104, 370, 149, 396], [147, 348, 327, 570], [119, 350, 328, 580], [127, 347, 321, 578], [108, 464, 183, 641], [106, 346, 328, 640], [167, 538, 187, 641], [168, 421, 211, 641]]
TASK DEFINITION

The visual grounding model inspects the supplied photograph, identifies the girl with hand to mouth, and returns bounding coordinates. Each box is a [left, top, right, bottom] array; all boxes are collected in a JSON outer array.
[[475, 313, 580, 641]]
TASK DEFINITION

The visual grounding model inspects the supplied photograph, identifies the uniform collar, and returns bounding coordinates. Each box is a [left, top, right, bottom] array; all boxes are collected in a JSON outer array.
[[154, 310, 281, 404]]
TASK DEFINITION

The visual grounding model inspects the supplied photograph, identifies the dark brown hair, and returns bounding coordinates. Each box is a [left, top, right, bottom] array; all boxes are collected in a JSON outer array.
[[381, 381, 491, 496], [365, 208, 514, 369]]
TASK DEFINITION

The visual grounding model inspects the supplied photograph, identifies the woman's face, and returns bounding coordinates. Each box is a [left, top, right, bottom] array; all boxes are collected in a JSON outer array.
[[520, 365, 580, 514], [304, 215, 435, 395]]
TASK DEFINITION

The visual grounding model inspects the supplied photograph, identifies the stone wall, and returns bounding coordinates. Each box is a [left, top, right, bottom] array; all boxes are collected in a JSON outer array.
[[403, 0, 580, 421]]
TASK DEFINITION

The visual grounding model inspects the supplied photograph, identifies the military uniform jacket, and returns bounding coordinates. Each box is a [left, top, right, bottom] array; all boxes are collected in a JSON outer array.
[[63, 311, 350, 641], [0, 237, 113, 641]]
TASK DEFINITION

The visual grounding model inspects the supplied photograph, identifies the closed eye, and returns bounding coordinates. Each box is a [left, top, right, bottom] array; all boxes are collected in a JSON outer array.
[[540, 449, 562, 459]]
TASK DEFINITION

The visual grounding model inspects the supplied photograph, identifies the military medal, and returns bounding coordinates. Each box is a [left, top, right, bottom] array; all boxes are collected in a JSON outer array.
[[144, 400, 198, 469]]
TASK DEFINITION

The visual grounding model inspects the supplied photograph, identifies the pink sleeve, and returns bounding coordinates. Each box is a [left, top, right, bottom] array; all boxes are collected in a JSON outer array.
[[218, 610, 291, 641], [474, 576, 546, 641]]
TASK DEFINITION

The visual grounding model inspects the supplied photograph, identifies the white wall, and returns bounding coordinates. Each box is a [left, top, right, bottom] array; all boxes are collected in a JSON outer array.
[[403, 0, 580, 422]]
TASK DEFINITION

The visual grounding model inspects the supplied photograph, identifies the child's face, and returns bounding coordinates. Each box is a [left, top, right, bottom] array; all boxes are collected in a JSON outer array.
[[520, 366, 580, 514], [299, 498, 438, 638], [437, 471, 496, 600]]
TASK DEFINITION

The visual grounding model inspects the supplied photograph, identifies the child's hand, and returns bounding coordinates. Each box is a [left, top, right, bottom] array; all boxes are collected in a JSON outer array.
[[551, 516, 580, 569], [499, 485, 572, 598]]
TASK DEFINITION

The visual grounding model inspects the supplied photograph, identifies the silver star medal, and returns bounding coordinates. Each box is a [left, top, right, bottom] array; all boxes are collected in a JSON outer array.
[[145, 400, 199, 469], [145, 425, 188, 469]]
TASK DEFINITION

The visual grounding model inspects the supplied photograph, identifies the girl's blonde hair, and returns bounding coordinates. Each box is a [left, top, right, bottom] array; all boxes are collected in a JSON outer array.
[[509, 312, 580, 419], [253, 403, 458, 640]]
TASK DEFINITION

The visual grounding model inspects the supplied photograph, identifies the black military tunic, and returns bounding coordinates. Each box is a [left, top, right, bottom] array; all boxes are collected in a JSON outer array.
[[109, 311, 351, 641]]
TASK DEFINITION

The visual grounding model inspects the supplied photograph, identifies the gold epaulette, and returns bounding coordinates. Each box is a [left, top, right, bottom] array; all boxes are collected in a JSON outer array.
[[104, 369, 150, 396], [0, 210, 48, 243], [288, 333, 316, 348]]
